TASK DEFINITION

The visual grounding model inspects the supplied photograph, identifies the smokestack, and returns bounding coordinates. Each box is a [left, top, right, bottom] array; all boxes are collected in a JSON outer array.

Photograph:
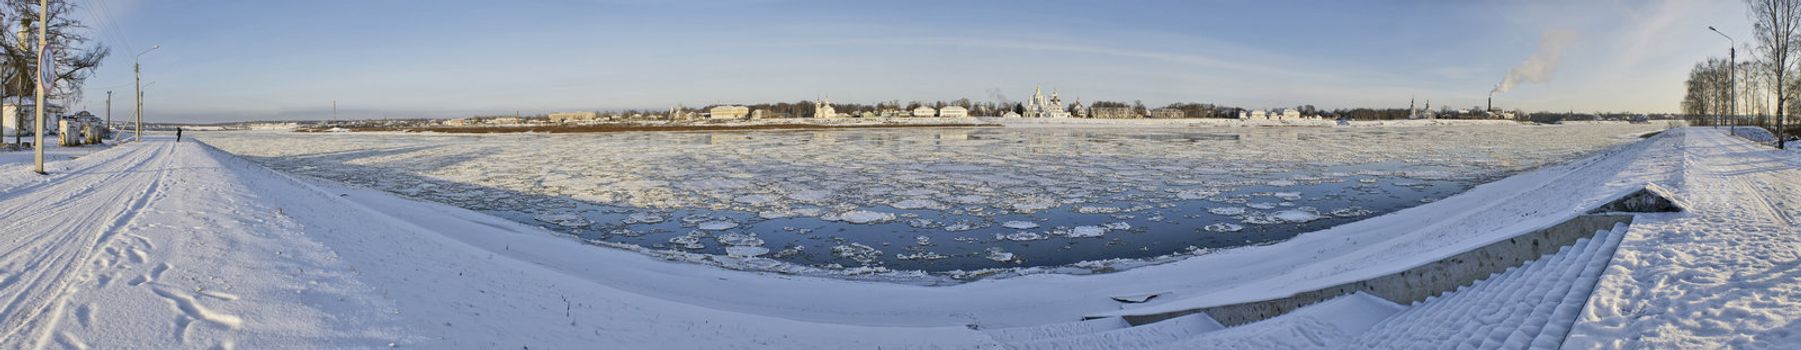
[[1488, 93, 1492, 113]]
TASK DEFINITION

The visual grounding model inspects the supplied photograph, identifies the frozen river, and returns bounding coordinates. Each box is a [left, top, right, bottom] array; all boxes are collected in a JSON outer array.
[[199, 123, 1662, 281]]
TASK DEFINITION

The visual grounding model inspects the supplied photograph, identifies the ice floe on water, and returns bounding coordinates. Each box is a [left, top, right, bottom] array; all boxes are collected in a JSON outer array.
[[1203, 222, 1245, 233], [836, 210, 897, 224], [202, 124, 1663, 282], [534, 213, 593, 228], [1001, 220, 1040, 229]]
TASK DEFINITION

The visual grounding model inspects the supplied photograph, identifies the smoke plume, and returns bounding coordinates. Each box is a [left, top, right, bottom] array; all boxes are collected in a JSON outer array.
[[1492, 31, 1577, 94], [986, 88, 1011, 105]]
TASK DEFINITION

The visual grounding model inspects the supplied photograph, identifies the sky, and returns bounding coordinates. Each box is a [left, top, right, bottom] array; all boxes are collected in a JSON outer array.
[[67, 0, 1752, 123]]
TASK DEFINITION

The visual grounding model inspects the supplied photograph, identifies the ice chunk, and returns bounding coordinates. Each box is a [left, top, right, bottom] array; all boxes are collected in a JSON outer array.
[[667, 232, 706, 249], [1247, 202, 1279, 210], [985, 247, 1018, 263], [724, 246, 771, 258], [785, 189, 833, 202], [733, 194, 779, 205], [1067, 225, 1108, 238], [839, 210, 897, 224], [624, 212, 665, 224], [533, 213, 592, 228], [890, 199, 945, 210], [1000, 232, 1048, 241], [1176, 189, 1220, 200], [696, 220, 739, 230], [1208, 207, 1247, 216], [715, 232, 764, 247], [1203, 222, 1244, 232], [1001, 221, 1040, 229], [1273, 209, 1325, 223], [1331, 207, 1374, 217], [831, 243, 884, 265]]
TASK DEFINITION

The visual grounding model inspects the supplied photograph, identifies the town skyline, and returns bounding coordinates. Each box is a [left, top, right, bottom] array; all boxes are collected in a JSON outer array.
[[75, 0, 1744, 122]]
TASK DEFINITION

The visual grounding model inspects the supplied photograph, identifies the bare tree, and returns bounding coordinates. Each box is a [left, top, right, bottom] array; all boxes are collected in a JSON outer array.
[[1750, 0, 1801, 148], [0, 0, 110, 107]]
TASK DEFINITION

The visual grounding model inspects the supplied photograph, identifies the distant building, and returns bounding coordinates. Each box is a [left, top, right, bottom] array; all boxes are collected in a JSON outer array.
[[1408, 99, 1436, 120], [2, 97, 64, 136], [1149, 108, 1185, 119], [444, 118, 473, 126], [1002, 111, 1022, 118], [490, 117, 523, 125], [938, 106, 969, 118], [669, 105, 696, 120], [1022, 87, 1073, 118], [548, 111, 599, 123], [1070, 98, 1088, 118], [1250, 110, 1268, 119], [1092, 107, 1137, 119], [912, 106, 937, 117], [750, 109, 768, 119], [812, 97, 837, 118], [709, 105, 750, 119], [1281, 109, 1301, 119]]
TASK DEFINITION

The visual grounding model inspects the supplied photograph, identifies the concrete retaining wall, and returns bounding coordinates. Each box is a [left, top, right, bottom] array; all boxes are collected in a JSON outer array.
[[1122, 214, 1634, 326]]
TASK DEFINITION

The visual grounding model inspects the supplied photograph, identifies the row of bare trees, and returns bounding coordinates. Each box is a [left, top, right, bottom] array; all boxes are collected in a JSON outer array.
[[1687, 0, 1801, 148], [0, 0, 108, 143]]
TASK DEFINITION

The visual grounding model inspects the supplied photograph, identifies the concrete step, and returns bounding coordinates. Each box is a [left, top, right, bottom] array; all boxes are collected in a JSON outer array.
[[1345, 223, 1626, 349]]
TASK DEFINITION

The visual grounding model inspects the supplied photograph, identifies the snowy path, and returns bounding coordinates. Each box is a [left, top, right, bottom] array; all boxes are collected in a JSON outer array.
[[1567, 129, 1801, 348], [1, 138, 991, 349], [0, 140, 173, 348]]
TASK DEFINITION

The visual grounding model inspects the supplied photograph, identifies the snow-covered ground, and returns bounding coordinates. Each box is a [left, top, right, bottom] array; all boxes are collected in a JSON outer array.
[[196, 124, 1660, 282], [0, 127, 1794, 348]]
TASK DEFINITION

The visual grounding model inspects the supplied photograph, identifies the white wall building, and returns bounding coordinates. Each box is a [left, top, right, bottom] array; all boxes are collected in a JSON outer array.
[[938, 106, 969, 118], [709, 105, 750, 119], [912, 106, 937, 118]]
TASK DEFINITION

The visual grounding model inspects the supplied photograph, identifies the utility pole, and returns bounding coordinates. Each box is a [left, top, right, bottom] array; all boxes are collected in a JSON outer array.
[[106, 90, 112, 141], [32, 0, 47, 174], [133, 45, 158, 142], [333, 100, 337, 121]]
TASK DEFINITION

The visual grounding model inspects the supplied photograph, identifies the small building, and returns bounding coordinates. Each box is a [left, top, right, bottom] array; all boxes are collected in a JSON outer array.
[[750, 109, 768, 119], [2, 97, 65, 137], [912, 106, 937, 118], [1281, 109, 1301, 119], [708, 105, 750, 119], [1002, 111, 1022, 118], [548, 111, 599, 123], [938, 106, 969, 118], [1091, 107, 1137, 119], [1149, 108, 1185, 119], [490, 117, 523, 125], [1250, 110, 1268, 119]]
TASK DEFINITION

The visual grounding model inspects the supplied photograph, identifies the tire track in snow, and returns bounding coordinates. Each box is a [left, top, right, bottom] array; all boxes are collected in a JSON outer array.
[[0, 140, 177, 348]]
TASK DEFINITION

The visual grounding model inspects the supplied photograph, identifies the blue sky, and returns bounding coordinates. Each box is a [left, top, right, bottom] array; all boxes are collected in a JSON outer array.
[[73, 0, 1748, 122]]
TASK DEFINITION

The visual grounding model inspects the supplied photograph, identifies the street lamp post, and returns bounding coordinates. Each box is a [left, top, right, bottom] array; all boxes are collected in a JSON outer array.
[[1711, 26, 1736, 132], [134, 45, 158, 142]]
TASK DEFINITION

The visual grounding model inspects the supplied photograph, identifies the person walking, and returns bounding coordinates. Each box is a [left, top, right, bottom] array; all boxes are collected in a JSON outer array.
[[176, 127, 183, 142]]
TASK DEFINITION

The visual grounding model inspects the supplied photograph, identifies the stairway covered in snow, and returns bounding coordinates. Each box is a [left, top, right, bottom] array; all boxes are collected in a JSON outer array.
[[1344, 221, 1627, 349], [986, 222, 1628, 349]]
